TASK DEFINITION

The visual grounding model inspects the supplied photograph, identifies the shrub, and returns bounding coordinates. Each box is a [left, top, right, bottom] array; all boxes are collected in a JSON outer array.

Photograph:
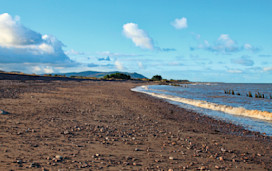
[[151, 75, 162, 81], [103, 73, 131, 80]]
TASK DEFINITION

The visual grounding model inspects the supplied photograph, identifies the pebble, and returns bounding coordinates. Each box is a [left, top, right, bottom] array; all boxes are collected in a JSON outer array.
[[63, 130, 70, 135], [0, 109, 9, 115], [30, 162, 40, 168], [169, 156, 174, 160], [219, 156, 224, 161], [55, 155, 63, 161], [135, 148, 141, 151], [17, 160, 22, 164], [215, 165, 220, 169], [199, 166, 207, 170], [221, 147, 227, 152]]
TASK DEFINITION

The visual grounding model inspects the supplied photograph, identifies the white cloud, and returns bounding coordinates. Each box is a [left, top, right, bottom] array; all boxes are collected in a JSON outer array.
[[193, 34, 260, 54], [244, 43, 252, 50], [32, 66, 54, 74], [231, 56, 254, 66], [0, 13, 73, 65], [263, 67, 272, 71], [196, 34, 240, 53], [65, 49, 85, 56], [138, 62, 143, 69], [243, 43, 259, 52], [0, 13, 42, 46], [43, 66, 54, 73], [33, 66, 41, 72], [123, 23, 153, 50], [171, 17, 188, 29], [97, 51, 140, 57], [115, 61, 124, 70], [227, 69, 242, 73]]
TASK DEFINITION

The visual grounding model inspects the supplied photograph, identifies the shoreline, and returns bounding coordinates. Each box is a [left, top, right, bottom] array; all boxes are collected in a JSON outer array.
[[0, 74, 271, 170], [132, 85, 272, 136]]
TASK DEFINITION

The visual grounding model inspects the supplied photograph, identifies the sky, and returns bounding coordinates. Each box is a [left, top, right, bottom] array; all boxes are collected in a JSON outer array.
[[0, 0, 271, 83]]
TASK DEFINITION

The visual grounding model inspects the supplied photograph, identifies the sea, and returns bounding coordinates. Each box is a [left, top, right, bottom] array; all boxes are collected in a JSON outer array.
[[132, 83, 272, 136]]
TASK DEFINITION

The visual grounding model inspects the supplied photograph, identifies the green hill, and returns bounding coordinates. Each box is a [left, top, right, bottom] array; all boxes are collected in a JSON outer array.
[[54, 71, 147, 79]]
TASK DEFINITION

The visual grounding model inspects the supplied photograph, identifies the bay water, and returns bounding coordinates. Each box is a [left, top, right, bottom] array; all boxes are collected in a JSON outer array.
[[132, 83, 272, 136]]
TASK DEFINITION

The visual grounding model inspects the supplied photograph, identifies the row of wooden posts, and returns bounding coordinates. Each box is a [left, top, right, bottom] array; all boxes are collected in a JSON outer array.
[[224, 89, 272, 99]]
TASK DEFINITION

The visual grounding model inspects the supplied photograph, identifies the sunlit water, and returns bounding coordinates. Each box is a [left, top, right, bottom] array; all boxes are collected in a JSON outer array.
[[132, 83, 272, 136]]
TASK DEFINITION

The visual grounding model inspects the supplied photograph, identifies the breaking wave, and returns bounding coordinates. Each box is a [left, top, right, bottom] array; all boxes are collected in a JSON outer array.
[[132, 86, 272, 121]]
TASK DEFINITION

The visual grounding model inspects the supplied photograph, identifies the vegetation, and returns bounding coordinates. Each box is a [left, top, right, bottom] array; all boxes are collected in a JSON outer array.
[[151, 75, 162, 81], [103, 73, 131, 80]]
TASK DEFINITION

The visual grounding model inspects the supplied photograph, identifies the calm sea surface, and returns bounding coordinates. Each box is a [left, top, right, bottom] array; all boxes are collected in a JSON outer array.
[[132, 83, 272, 136]]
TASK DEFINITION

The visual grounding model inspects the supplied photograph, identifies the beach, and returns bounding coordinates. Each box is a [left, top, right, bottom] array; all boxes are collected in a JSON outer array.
[[0, 74, 271, 170]]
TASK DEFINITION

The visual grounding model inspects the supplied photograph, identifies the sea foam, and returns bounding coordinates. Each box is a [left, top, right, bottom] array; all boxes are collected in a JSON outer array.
[[132, 86, 272, 121]]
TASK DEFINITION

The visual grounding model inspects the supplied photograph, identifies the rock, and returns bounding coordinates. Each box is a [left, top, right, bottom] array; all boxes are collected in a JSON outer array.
[[16, 160, 22, 164], [0, 110, 9, 115], [169, 156, 174, 160], [221, 147, 226, 152], [215, 165, 220, 169], [134, 148, 141, 151], [133, 162, 140, 166], [199, 166, 207, 170], [63, 130, 70, 135], [219, 156, 224, 161], [30, 162, 40, 168], [55, 155, 63, 161]]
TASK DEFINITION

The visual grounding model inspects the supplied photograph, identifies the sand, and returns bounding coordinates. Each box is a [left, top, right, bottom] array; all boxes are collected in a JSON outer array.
[[0, 73, 271, 170]]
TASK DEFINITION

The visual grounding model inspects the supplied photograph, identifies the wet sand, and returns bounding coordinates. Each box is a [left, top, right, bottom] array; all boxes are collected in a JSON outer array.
[[0, 73, 271, 170]]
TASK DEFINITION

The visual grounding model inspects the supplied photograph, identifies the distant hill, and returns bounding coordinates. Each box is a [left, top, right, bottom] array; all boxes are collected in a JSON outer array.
[[54, 71, 147, 79]]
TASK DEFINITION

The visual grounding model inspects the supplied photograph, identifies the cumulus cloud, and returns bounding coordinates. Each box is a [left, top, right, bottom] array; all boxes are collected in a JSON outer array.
[[205, 34, 239, 52], [65, 49, 85, 56], [97, 51, 140, 58], [227, 69, 242, 73], [115, 61, 124, 70], [138, 62, 143, 69], [243, 43, 260, 52], [171, 17, 188, 29], [123, 23, 153, 50], [193, 34, 261, 54], [263, 67, 272, 71], [98, 56, 111, 61], [231, 56, 254, 66], [0, 13, 73, 65]]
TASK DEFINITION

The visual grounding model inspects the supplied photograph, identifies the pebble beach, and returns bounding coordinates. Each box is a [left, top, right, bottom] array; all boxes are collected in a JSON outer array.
[[0, 73, 271, 170]]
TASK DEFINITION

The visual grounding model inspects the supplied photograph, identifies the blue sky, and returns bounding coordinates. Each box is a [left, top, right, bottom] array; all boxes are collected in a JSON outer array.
[[0, 0, 271, 82]]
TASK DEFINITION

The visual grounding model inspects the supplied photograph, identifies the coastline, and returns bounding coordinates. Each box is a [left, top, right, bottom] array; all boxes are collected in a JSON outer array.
[[0, 74, 271, 170]]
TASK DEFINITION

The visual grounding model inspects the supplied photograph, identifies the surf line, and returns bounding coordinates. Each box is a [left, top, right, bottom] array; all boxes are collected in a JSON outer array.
[[133, 88, 272, 121]]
